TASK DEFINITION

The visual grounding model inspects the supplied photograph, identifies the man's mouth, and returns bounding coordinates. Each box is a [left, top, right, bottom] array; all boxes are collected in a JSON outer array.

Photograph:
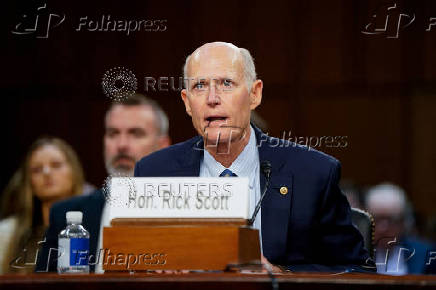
[[113, 155, 135, 165], [205, 116, 228, 127]]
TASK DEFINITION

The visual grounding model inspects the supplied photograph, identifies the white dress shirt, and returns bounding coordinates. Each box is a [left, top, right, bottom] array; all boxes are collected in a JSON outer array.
[[199, 126, 262, 240]]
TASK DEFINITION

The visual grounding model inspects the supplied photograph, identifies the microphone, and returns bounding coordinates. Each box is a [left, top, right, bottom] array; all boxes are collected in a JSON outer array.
[[248, 161, 272, 226]]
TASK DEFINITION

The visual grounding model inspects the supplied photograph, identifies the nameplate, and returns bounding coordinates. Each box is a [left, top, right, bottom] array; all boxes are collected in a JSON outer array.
[[106, 177, 250, 220]]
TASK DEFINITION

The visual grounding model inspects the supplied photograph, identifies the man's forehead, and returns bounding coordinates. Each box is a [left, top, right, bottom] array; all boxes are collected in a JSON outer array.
[[188, 43, 243, 76], [192, 43, 240, 62], [105, 104, 156, 128]]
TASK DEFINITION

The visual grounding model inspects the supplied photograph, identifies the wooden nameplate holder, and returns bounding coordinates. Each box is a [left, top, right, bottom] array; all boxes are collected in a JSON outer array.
[[102, 218, 261, 272]]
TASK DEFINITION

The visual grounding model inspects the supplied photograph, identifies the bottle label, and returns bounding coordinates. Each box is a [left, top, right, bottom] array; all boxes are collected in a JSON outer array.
[[58, 238, 89, 267], [70, 238, 89, 266]]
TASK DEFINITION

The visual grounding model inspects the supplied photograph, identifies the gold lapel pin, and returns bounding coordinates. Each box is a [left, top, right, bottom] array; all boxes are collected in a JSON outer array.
[[279, 186, 288, 195]]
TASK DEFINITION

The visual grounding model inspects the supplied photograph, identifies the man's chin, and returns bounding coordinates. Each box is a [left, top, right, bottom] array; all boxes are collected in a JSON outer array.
[[107, 165, 135, 177], [203, 127, 243, 145]]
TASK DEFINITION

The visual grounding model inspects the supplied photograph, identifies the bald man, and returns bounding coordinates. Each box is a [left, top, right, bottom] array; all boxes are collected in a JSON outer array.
[[135, 42, 373, 272]]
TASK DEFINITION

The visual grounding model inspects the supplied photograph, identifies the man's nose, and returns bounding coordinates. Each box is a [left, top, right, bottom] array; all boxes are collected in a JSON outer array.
[[206, 83, 220, 106], [117, 134, 130, 150]]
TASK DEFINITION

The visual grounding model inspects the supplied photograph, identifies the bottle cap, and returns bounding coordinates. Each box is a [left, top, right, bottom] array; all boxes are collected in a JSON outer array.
[[66, 211, 83, 224]]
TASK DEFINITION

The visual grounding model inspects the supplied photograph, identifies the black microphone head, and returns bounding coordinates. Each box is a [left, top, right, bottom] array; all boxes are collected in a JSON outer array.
[[260, 160, 272, 177], [261, 160, 272, 171]]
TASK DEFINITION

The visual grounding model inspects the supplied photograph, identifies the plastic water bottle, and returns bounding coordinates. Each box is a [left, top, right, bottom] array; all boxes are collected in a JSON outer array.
[[57, 211, 90, 274]]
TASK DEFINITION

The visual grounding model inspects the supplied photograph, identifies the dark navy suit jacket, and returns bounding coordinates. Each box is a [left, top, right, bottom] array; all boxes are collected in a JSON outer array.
[[134, 126, 374, 272]]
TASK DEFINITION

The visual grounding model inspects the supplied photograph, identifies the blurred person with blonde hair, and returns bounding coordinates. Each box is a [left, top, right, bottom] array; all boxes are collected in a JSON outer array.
[[0, 137, 86, 273]]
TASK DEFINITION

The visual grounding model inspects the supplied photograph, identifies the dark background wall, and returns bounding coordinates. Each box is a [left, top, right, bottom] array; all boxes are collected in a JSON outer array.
[[2, 0, 436, 220]]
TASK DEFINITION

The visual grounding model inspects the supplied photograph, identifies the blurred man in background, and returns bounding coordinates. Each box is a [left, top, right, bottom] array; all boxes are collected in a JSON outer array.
[[36, 94, 170, 272], [104, 94, 170, 176], [365, 183, 436, 274]]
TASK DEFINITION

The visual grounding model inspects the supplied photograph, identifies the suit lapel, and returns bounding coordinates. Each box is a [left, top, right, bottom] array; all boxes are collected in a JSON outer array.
[[254, 126, 294, 262], [172, 136, 203, 176]]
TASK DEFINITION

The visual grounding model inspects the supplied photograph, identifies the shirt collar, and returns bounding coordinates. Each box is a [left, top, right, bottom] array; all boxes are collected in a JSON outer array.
[[202, 126, 258, 177]]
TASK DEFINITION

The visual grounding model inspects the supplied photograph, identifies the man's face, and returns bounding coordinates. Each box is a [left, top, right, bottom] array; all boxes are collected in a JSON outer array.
[[181, 45, 261, 147], [368, 199, 404, 248], [104, 104, 166, 176]]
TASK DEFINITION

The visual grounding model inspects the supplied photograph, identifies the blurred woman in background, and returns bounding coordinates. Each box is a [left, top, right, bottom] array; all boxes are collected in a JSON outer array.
[[0, 137, 85, 273]]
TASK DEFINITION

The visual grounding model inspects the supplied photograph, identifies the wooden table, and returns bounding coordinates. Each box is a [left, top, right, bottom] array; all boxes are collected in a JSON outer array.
[[1, 272, 436, 290]]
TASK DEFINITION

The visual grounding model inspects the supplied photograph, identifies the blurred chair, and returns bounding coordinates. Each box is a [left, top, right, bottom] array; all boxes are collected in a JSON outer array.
[[351, 208, 375, 259]]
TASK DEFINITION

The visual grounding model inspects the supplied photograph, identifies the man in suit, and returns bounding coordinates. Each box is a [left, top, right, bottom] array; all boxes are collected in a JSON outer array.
[[365, 183, 436, 274], [134, 42, 374, 272], [35, 94, 170, 272]]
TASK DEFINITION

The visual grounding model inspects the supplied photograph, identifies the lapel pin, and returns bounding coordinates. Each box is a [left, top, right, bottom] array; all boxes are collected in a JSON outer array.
[[279, 186, 288, 195]]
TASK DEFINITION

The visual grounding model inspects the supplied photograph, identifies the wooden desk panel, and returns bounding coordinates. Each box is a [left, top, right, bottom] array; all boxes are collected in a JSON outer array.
[[1, 273, 436, 290]]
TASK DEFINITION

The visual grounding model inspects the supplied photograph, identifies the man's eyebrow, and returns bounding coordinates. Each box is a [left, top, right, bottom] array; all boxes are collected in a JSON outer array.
[[128, 127, 146, 132], [105, 127, 119, 131], [192, 77, 234, 83], [213, 77, 234, 81]]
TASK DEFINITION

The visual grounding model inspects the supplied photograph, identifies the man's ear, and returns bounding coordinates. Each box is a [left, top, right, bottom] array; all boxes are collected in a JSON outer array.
[[249, 80, 263, 110], [181, 89, 192, 116]]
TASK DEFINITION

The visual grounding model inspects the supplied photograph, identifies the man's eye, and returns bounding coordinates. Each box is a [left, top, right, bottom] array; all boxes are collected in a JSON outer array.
[[106, 131, 118, 138], [223, 79, 233, 87], [132, 130, 145, 138], [194, 83, 204, 89]]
